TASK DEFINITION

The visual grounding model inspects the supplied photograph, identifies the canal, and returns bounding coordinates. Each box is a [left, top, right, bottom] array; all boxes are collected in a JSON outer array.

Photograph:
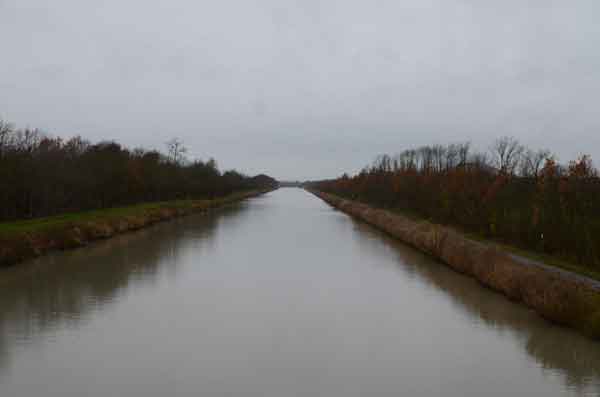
[[1, 188, 599, 396]]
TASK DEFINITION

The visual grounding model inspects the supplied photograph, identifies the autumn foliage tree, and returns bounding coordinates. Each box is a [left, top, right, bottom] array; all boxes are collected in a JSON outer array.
[[0, 119, 277, 222], [311, 139, 600, 270]]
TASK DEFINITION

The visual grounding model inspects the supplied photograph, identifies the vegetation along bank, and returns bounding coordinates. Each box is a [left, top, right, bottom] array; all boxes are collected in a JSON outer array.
[[0, 189, 275, 268], [310, 190, 600, 339], [0, 118, 278, 266], [309, 137, 600, 339]]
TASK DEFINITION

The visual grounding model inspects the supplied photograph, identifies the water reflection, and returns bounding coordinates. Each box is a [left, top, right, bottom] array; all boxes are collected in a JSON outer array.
[[0, 202, 246, 373], [0, 190, 599, 396], [349, 218, 600, 394]]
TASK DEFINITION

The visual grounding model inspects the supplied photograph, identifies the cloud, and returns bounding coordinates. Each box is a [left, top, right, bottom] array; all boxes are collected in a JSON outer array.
[[1, 0, 599, 179]]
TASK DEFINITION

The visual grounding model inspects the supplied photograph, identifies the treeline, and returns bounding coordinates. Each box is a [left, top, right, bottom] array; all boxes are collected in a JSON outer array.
[[0, 119, 277, 221], [311, 137, 600, 269]]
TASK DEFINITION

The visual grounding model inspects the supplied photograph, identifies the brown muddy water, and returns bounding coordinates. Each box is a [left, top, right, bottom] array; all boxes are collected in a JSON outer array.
[[0, 188, 599, 396]]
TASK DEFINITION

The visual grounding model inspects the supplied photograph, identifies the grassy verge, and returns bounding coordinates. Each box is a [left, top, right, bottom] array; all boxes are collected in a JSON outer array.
[[340, 197, 600, 283], [0, 189, 271, 267], [465, 233, 600, 283]]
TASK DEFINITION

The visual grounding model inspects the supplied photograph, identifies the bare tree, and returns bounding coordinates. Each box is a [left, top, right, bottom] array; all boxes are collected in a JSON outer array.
[[432, 144, 446, 172], [445, 144, 459, 170], [490, 136, 524, 175], [417, 146, 433, 172], [397, 149, 418, 171], [0, 120, 14, 157], [372, 154, 392, 173], [520, 148, 551, 178], [165, 138, 187, 165], [457, 142, 470, 167]]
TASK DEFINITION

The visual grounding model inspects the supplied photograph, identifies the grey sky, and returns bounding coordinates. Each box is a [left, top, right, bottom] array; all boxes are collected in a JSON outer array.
[[1, 0, 599, 180]]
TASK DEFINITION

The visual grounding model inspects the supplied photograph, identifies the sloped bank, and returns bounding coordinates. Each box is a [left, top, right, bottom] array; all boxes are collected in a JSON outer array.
[[310, 190, 600, 339], [0, 189, 274, 268]]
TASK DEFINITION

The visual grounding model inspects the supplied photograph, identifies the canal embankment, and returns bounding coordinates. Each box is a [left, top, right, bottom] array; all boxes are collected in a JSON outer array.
[[0, 189, 274, 268], [310, 189, 600, 339]]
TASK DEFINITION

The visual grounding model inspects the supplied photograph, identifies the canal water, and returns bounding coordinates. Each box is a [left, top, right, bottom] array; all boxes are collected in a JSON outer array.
[[1, 188, 599, 396]]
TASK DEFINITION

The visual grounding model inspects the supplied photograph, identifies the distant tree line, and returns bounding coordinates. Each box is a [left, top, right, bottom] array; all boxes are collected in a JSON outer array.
[[311, 137, 600, 269], [0, 119, 277, 221]]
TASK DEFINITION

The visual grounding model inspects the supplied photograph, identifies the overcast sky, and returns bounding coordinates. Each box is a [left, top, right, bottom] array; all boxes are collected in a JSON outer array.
[[1, 1, 599, 180]]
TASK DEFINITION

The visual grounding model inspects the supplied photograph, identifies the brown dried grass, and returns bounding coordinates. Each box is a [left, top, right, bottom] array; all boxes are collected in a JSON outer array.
[[312, 190, 600, 339]]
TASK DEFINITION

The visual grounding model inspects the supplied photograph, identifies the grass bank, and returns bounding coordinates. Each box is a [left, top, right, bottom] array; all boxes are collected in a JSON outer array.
[[0, 189, 273, 267], [310, 189, 600, 340]]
